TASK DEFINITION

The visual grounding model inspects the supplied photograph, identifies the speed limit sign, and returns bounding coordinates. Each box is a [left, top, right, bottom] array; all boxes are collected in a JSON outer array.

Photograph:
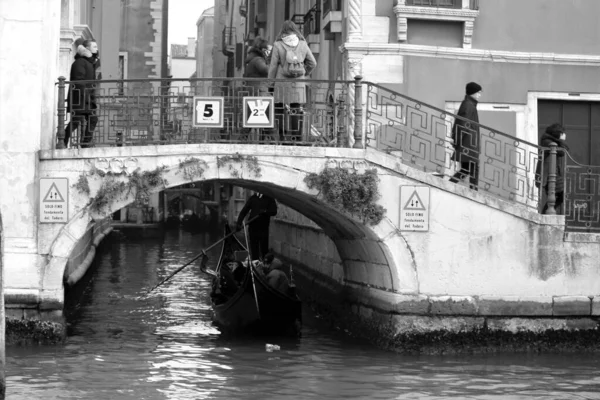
[[193, 97, 224, 127]]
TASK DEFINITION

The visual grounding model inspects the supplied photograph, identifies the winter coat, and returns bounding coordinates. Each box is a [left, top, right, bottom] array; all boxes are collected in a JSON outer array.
[[268, 34, 317, 104], [66, 45, 97, 114], [536, 133, 569, 193], [451, 95, 480, 164], [244, 47, 270, 95], [236, 194, 278, 232]]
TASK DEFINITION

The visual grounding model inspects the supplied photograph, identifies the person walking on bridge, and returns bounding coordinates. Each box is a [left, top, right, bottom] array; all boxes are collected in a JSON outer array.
[[236, 192, 278, 261], [450, 82, 482, 190]]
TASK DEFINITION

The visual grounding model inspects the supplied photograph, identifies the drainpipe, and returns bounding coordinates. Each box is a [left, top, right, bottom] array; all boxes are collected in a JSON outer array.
[[0, 213, 5, 399]]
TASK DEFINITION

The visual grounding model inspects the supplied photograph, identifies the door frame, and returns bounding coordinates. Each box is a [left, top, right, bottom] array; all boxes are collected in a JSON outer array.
[[526, 91, 600, 147]]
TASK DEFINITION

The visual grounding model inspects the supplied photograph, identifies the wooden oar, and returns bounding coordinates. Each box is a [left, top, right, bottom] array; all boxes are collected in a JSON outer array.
[[144, 215, 259, 295]]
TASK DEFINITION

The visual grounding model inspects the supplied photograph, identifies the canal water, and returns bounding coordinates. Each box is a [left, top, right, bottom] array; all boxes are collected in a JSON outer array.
[[6, 229, 600, 399]]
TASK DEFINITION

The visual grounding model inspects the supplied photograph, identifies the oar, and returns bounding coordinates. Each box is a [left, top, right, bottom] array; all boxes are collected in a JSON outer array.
[[145, 215, 259, 295]]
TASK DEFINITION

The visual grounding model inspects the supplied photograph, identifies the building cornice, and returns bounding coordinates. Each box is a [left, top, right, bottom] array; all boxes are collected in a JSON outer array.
[[393, 5, 479, 21], [341, 43, 600, 66]]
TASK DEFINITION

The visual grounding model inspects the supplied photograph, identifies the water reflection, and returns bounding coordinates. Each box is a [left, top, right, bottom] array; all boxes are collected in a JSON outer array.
[[5, 229, 600, 399]]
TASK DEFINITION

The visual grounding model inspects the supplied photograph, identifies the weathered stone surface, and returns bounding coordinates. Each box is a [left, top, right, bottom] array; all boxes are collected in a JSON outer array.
[[429, 295, 477, 315], [592, 297, 600, 316], [486, 318, 566, 333], [390, 315, 485, 335], [553, 296, 592, 316], [477, 296, 553, 316], [344, 260, 368, 285]]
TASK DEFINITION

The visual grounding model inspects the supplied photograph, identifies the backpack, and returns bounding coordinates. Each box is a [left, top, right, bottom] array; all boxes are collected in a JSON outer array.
[[282, 45, 305, 78]]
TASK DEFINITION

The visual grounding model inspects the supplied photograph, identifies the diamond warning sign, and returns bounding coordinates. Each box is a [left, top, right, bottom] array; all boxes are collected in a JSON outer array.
[[40, 178, 68, 223], [400, 186, 430, 231], [243, 97, 274, 128]]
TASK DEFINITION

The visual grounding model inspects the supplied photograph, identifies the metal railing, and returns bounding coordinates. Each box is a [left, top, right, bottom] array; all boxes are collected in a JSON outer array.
[[303, 3, 321, 36], [564, 152, 600, 233], [365, 82, 542, 208], [55, 77, 361, 149], [55, 75, 599, 231]]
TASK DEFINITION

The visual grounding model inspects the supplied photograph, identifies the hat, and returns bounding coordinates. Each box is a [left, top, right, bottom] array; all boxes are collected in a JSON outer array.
[[466, 82, 482, 95]]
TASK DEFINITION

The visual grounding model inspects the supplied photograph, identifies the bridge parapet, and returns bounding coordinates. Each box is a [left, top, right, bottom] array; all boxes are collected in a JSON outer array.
[[55, 76, 361, 149], [364, 83, 600, 232], [55, 76, 599, 231]]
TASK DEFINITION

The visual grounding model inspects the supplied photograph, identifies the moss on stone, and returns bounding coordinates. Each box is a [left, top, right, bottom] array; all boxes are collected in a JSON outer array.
[[5, 318, 66, 346]]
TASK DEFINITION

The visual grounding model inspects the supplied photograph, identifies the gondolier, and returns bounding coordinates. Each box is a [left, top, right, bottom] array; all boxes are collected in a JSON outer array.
[[236, 192, 277, 260]]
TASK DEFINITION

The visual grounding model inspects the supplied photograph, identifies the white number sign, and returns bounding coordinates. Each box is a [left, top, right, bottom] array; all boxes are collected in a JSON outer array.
[[193, 97, 224, 127]]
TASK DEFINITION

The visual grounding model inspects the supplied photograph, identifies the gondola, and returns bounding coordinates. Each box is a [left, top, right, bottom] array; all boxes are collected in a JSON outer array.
[[201, 224, 302, 335]]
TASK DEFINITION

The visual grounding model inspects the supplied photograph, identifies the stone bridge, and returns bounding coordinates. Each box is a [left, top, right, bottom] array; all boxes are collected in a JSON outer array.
[[8, 142, 596, 343]]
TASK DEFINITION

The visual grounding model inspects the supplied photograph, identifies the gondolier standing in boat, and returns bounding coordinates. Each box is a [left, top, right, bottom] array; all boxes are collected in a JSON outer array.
[[236, 192, 278, 260]]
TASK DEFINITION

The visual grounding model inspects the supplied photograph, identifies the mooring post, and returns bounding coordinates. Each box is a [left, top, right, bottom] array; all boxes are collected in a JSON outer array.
[[56, 76, 66, 149], [353, 75, 364, 149], [545, 143, 558, 215], [0, 213, 5, 399]]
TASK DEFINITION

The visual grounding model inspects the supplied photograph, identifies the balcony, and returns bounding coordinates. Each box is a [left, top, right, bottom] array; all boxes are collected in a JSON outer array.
[[322, 0, 342, 38], [302, 4, 321, 54]]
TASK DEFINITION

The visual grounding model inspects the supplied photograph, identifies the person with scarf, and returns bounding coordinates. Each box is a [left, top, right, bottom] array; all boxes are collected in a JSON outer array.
[[64, 39, 99, 148], [268, 20, 317, 142], [536, 123, 569, 214], [450, 82, 482, 190]]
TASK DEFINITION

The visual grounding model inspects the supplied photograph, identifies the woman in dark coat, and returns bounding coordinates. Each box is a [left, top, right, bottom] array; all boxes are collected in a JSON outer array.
[[244, 37, 270, 95], [536, 123, 569, 214], [64, 39, 99, 148], [450, 82, 482, 190]]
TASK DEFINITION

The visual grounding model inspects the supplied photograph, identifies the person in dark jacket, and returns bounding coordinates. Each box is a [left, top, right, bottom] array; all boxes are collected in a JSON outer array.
[[64, 39, 99, 148], [449, 82, 482, 190], [536, 123, 569, 214], [236, 192, 278, 260], [244, 36, 270, 95]]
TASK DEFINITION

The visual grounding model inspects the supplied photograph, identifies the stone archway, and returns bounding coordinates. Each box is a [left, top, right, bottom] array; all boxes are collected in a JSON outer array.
[[40, 157, 419, 312]]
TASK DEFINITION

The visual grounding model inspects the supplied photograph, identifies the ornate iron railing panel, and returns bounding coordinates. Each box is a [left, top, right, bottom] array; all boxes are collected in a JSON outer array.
[[56, 77, 352, 148], [365, 83, 542, 208], [564, 153, 600, 232]]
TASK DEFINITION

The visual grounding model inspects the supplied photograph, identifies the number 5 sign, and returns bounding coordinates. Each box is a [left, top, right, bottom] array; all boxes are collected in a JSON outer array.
[[193, 97, 224, 127]]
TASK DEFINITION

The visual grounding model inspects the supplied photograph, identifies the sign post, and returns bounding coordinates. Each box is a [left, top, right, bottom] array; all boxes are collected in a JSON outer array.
[[192, 97, 224, 127], [399, 185, 430, 231], [242, 97, 274, 128], [40, 178, 69, 223]]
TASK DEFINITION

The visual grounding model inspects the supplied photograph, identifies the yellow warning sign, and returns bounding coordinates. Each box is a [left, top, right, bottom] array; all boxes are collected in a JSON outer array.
[[399, 186, 430, 231], [40, 178, 68, 223]]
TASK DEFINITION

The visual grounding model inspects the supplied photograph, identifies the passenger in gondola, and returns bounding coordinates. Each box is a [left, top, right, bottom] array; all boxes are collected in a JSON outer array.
[[236, 192, 278, 260], [259, 253, 290, 294]]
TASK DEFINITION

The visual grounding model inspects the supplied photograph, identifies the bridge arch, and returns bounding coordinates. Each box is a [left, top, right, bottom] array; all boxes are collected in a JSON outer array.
[[41, 156, 418, 310]]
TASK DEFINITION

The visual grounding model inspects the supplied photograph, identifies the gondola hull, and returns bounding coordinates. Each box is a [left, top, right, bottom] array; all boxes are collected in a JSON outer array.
[[208, 225, 302, 335]]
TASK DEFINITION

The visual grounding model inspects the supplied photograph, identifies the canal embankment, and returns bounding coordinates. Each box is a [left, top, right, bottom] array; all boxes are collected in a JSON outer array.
[[271, 206, 600, 354]]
